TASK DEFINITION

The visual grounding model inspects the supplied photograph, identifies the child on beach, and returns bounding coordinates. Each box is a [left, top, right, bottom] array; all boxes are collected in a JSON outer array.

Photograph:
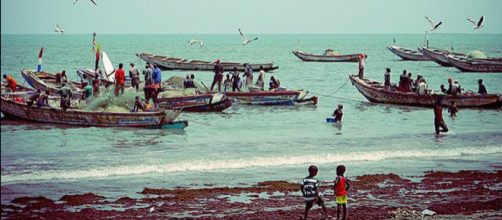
[[300, 165, 329, 220], [334, 165, 350, 220]]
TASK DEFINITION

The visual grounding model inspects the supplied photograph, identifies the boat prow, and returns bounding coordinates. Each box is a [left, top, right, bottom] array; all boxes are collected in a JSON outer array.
[[387, 46, 431, 61]]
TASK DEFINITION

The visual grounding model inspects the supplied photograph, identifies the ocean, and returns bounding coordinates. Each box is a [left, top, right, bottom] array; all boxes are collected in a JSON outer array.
[[1, 34, 502, 203]]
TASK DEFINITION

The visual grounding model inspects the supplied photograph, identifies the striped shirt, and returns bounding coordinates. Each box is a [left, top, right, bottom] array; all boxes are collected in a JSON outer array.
[[300, 177, 319, 201]]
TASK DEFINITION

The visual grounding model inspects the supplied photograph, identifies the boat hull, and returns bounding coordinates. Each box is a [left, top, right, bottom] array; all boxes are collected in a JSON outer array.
[[387, 46, 431, 61], [292, 50, 364, 62], [224, 90, 317, 105], [157, 94, 233, 112], [21, 70, 82, 94], [447, 55, 502, 72], [137, 53, 278, 72], [349, 75, 501, 108]]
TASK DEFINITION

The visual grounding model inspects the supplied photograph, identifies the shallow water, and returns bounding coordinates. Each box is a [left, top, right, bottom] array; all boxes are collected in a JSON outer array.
[[1, 34, 502, 203]]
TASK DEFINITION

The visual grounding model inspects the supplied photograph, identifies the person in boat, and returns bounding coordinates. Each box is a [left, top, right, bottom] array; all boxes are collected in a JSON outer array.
[[81, 82, 93, 101], [256, 66, 265, 91], [408, 73, 414, 92], [183, 75, 190, 89], [55, 72, 63, 85], [132, 95, 151, 112], [413, 74, 421, 92], [417, 79, 428, 95], [144, 83, 159, 109], [358, 54, 365, 79], [332, 104, 343, 123], [398, 70, 406, 91], [231, 68, 241, 92], [114, 63, 126, 96], [452, 80, 462, 95], [243, 63, 253, 86], [92, 74, 100, 96], [3, 74, 17, 92], [440, 84, 447, 94], [448, 101, 458, 117], [189, 74, 196, 88], [129, 63, 140, 92], [446, 78, 454, 95], [223, 74, 232, 92], [152, 64, 162, 88], [269, 76, 280, 91], [36, 91, 50, 108], [61, 71, 68, 84], [27, 89, 42, 107], [433, 95, 449, 135], [300, 165, 329, 220], [384, 68, 391, 91], [58, 83, 72, 111], [210, 59, 224, 92], [477, 79, 487, 95]]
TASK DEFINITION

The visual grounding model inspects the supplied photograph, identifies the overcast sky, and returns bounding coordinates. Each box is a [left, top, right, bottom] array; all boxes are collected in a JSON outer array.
[[2, 0, 501, 34]]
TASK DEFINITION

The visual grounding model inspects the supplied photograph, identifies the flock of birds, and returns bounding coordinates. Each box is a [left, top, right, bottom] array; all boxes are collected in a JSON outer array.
[[425, 16, 484, 31]]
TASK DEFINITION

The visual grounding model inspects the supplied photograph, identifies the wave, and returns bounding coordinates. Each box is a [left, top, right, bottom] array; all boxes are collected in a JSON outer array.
[[2, 145, 501, 183]]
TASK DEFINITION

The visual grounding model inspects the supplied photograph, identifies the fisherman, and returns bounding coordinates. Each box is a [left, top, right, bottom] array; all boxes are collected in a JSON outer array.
[[92, 74, 100, 96], [132, 95, 147, 112], [256, 66, 265, 91], [152, 64, 162, 87], [58, 83, 72, 111], [408, 73, 414, 92], [144, 83, 159, 109], [27, 89, 42, 107], [129, 63, 140, 92], [478, 79, 487, 95], [210, 59, 224, 92], [446, 78, 453, 95], [183, 75, 190, 89], [81, 82, 93, 101], [433, 95, 449, 135], [452, 80, 461, 95], [223, 74, 232, 92], [55, 71, 63, 85], [3, 74, 17, 92], [358, 54, 365, 79], [448, 101, 458, 117], [269, 76, 280, 91], [114, 63, 125, 96], [189, 74, 196, 88], [143, 63, 153, 86], [398, 70, 406, 91], [244, 63, 253, 86], [36, 91, 50, 108], [61, 71, 68, 84], [417, 79, 428, 95], [440, 84, 447, 94], [333, 104, 343, 122], [231, 68, 241, 92], [384, 68, 391, 91]]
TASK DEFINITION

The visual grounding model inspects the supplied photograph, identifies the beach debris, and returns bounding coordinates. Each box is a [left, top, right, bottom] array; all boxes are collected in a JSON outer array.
[[422, 209, 437, 216], [467, 16, 484, 29], [391, 208, 421, 219], [425, 16, 442, 31], [238, 28, 258, 45]]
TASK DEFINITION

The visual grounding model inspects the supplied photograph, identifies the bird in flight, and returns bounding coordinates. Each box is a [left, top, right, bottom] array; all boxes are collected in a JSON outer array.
[[188, 39, 204, 48], [425, 16, 442, 31], [238, 28, 258, 45], [54, 25, 65, 34], [73, 0, 97, 6], [467, 16, 484, 29]]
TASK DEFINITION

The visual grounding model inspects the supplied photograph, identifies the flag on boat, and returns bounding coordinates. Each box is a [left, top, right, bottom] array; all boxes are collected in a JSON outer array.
[[36, 47, 44, 72]]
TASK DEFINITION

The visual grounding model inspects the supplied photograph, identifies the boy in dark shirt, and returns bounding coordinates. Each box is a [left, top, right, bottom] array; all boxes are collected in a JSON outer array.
[[300, 165, 328, 220]]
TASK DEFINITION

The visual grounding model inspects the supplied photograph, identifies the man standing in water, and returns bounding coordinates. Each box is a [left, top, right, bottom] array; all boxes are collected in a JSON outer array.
[[243, 64, 253, 86], [333, 104, 343, 123], [210, 60, 224, 92], [114, 63, 125, 96], [433, 95, 449, 135]]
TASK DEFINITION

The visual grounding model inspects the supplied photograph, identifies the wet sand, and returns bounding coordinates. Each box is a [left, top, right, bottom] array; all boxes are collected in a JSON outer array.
[[1, 170, 501, 219]]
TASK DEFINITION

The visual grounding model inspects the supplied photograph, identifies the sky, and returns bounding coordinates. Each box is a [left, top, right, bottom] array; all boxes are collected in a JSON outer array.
[[1, 0, 502, 34]]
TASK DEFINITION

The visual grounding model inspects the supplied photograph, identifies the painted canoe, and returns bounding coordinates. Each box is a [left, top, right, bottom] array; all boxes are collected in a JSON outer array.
[[292, 50, 366, 62], [349, 75, 501, 108], [0, 95, 183, 128], [224, 90, 318, 105], [136, 52, 279, 72], [446, 55, 502, 73], [157, 93, 233, 112], [387, 46, 431, 61], [21, 70, 82, 94], [419, 47, 467, 67]]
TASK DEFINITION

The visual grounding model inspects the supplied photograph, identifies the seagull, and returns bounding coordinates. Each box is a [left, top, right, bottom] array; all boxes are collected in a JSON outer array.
[[467, 16, 484, 29], [425, 16, 442, 31], [188, 39, 204, 48], [238, 28, 258, 45], [54, 25, 65, 34], [73, 0, 97, 5]]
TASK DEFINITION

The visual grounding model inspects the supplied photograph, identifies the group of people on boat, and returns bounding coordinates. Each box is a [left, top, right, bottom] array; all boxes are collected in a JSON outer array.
[[209, 60, 280, 92]]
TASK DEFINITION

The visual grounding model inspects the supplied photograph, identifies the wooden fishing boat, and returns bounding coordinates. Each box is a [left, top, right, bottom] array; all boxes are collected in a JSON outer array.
[[0, 94, 184, 128], [349, 75, 501, 108], [76, 69, 114, 86], [446, 55, 502, 72], [21, 70, 82, 94], [136, 52, 279, 72], [292, 50, 366, 62], [419, 47, 467, 67], [387, 46, 431, 61], [157, 93, 233, 112], [224, 90, 318, 105]]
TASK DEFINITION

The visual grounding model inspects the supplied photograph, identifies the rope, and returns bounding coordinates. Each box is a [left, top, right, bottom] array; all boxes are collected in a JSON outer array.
[[309, 78, 367, 103]]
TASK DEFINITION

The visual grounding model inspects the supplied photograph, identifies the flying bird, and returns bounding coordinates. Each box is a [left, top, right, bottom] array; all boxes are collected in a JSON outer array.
[[238, 28, 258, 45], [425, 16, 442, 31], [188, 39, 204, 48], [467, 16, 484, 29], [54, 25, 65, 34], [73, 0, 97, 5]]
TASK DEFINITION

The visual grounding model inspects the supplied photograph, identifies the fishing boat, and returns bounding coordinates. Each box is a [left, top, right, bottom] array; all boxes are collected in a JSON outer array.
[[157, 93, 233, 112], [21, 70, 82, 94], [76, 69, 114, 86], [387, 46, 431, 61], [349, 75, 501, 108], [446, 55, 502, 73], [419, 47, 467, 67], [224, 90, 318, 106], [292, 50, 366, 62], [136, 52, 279, 72], [0, 93, 185, 129]]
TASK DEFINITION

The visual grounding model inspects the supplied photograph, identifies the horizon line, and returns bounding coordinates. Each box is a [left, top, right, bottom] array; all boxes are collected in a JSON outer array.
[[2, 32, 501, 35]]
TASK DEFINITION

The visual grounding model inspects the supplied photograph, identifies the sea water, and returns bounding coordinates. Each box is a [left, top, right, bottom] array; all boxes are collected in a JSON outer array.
[[1, 34, 502, 203]]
